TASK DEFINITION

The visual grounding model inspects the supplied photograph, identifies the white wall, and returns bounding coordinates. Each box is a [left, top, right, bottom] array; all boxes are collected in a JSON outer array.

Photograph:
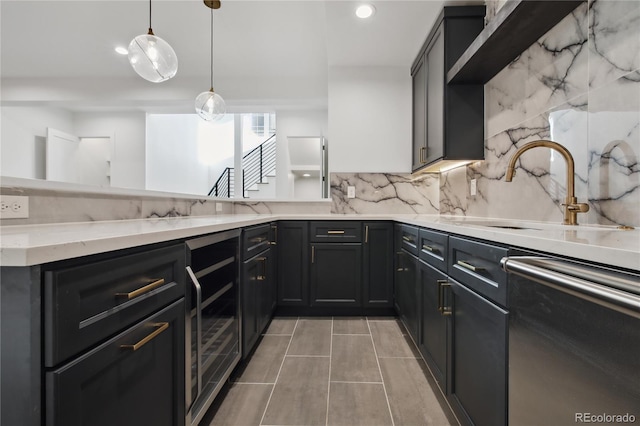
[[74, 112, 146, 189], [274, 109, 328, 198], [1, 106, 74, 179], [328, 66, 411, 173]]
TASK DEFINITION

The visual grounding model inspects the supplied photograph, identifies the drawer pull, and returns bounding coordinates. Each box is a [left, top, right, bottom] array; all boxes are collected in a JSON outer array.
[[250, 236, 266, 244], [457, 260, 485, 272], [257, 256, 267, 281], [327, 230, 345, 235], [365, 225, 369, 243], [437, 280, 452, 316], [116, 278, 165, 300], [422, 244, 435, 252], [311, 246, 315, 264], [120, 322, 169, 351], [402, 236, 413, 243]]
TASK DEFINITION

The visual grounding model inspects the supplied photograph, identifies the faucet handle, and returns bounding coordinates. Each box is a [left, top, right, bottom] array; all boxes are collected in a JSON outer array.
[[567, 203, 590, 213]]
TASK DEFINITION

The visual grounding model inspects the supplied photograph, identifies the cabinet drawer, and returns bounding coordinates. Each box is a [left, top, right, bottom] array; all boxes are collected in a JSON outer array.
[[448, 236, 508, 307], [242, 224, 271, 260], [418, 228, 448, 272], [400, 225, 420, 256], [44, 244, 185, 367], [310, 221, 362, 242], [46, 299, 185, 426]]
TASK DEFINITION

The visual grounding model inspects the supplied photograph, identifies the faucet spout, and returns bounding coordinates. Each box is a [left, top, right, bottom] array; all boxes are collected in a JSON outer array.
[[504, 140, 589, 225]]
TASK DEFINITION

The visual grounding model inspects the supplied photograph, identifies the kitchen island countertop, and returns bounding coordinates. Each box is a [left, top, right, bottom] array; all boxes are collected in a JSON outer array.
[[1, 214, 638, 271]]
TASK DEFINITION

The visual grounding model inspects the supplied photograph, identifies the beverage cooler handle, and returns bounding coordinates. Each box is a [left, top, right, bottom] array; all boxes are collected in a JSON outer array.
[[186, 266, 203, 396]]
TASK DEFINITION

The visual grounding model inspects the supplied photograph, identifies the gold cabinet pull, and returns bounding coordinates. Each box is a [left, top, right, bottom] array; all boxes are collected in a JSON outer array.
[[365, 225, 369, 243], [437, 280, 452, 316], [422, 244, 434, 252], [271, 225, 278, 245], [257, 256, 267, 281], [311, 246, 315, 264], [327, 230, 345, 235], [116, 278, 165, 300], [457, 260, 484, 272], [120, 322, 169, 351], [250, 236, 267, 244], [420, 146, 427, 164], [402, 235, 412, 242]]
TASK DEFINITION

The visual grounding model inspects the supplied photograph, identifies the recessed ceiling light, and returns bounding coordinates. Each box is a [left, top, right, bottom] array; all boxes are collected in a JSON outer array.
[[115, 46, 129, 55], [303, 173, 311, 177], [356, 4, 376, 19]]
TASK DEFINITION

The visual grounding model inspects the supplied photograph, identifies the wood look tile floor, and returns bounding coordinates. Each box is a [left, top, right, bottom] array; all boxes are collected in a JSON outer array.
[[201, 317, 457, 426]]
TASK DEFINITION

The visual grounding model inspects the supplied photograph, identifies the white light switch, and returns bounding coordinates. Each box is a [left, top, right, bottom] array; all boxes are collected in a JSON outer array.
[[347, 186, 356, 198], [470, 179, 477, 196], [215, 203, 223, 212]]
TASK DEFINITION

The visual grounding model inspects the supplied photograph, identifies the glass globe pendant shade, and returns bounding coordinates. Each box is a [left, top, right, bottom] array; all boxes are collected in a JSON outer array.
[[195, 89, 226, 122], [128, 32, 178, 83]]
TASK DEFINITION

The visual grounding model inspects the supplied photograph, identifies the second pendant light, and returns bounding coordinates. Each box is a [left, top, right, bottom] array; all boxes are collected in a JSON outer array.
[[195, 1, 226, 122]]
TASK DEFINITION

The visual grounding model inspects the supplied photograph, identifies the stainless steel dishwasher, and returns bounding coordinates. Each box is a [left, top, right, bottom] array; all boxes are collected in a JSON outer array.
[[502, 255, 640, 426]]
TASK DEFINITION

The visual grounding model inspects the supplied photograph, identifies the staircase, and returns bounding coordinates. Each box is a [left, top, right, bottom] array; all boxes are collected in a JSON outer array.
[[209, 134, 276, 198]]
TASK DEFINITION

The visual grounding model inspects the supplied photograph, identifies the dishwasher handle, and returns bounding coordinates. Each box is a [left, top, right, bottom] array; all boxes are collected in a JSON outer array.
[[501, 256, 640, 320]]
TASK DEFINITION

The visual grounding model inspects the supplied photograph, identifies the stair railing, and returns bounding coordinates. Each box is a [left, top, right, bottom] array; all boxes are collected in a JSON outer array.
[[242, 134, 276, 197], [208, 167, 234, 198], [207, 134, 276, 198]]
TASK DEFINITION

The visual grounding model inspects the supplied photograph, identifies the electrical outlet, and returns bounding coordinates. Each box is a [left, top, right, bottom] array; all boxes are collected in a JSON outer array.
[[0, 195, 29, 219], [215, 203, 223, 212], [347, 186, 356, 199], [470, 179, 477, 196]]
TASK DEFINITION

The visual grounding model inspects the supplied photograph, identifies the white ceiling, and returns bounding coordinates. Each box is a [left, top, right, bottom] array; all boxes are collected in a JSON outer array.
[[0, 0, 459, 111]]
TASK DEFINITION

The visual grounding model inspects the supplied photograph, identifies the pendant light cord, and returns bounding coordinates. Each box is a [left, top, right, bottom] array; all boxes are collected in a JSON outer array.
[[147, 0, 153, 35], [210, 6, 214, 91]]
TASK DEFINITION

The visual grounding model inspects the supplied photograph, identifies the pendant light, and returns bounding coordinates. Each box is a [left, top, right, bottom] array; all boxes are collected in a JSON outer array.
[[195, 1, 226, 122], [128, 0, 178, 83]]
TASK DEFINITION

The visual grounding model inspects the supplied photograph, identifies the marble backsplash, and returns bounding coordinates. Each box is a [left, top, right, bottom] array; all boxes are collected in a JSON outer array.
[[441, 0, 639, 227], [331, 1, 639, 228]]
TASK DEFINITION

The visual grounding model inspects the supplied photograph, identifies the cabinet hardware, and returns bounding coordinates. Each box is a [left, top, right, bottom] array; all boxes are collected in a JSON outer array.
[[402, 235, 413, 242], [420, 146, 427, 164], [257, 256, 267, 281], [422, 244, 435, 252], [437, 281, 452, 316], [115, 278, 165, 300], [365, 225, 369, 243], [457, 260, 484, 272], [327, 230, 345, 235], [311, 246, 315, 264], [271, 225, 278, 245], [120, 322, 169, 351], [250, 236, 266, 244]]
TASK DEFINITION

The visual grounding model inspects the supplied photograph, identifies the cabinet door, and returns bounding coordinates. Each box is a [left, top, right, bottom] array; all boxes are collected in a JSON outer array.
[[363, 222, 394, 307], [395, 250, 419, 342], [425, 24, 444, 165], [46, 299, 185, 426], [242, 256, 261, 358], [277, 222, 309, 306], [412, 53, 427, 170], [449, 280, 507, 426], [258, 250, 273, 334], [310, 243, 362, 307], [419, 260, 448, 391]]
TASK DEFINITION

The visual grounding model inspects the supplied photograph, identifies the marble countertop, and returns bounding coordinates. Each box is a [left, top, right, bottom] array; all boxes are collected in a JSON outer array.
[[1, 214, 639, 271]]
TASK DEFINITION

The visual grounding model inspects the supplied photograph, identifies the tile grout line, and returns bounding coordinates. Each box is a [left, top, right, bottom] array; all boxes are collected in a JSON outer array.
[[330, 380, 385, 384], [325, 316, 334, 426], [285, 354, 331, 358], [367, 316, 396, 426], [258, 317, 300, 426]]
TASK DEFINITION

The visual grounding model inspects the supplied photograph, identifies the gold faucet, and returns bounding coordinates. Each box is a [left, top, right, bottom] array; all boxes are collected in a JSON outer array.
[[505, 140, 589, 225]]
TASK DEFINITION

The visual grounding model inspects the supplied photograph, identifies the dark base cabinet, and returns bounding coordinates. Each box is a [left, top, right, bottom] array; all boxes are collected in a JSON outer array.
[[310, 243, 362, 307], [419, 260, 448, 390], [363, 222, 394, 307], [449, 280, 507, 426], [242, 249, 273, 358], [277, 221, 309, 307], [46, 299, 185, 426], [395, 249, 420, 341]]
